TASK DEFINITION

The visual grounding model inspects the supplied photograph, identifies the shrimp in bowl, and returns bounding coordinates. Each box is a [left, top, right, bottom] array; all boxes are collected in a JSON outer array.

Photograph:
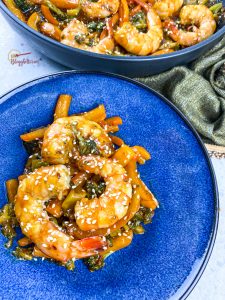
[[0, 93, 158, 272], [2, 0, 223, 56]]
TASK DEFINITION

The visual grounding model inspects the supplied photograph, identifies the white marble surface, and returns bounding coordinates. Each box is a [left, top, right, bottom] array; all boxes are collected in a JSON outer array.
[[0, 13, 225, 300]]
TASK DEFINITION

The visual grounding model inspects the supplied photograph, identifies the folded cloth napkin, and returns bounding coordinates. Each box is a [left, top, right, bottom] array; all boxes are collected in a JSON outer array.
[[136, 36, 225, 148]]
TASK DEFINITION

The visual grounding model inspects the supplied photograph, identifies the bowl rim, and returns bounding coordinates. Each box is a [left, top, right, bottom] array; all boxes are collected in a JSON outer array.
[[0, 70, 219, 299], [0, 1, 225, 62]]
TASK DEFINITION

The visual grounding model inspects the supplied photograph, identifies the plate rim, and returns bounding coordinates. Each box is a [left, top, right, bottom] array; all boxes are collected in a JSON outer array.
[[0, 70, 219, 300]]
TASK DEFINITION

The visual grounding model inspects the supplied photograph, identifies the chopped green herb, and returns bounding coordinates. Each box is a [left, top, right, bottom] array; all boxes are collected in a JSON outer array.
[[77, 138, 100, 155], [74, 33, 86, 44], [87, 38, 95, 47], [87, 21, 98, 32], [0, 203, 18, 248], [83, 254, 105, 271], [85, 180, 106, 199], [14, 0, 35, 14], [96, 22, 105, 32], [131, 12, 147, 32], [65, 259, 75, 271], [31, 159, 49, 171], [128, 206, 154, 230], [25, 154, 49, 173], [87, 21, 105, 33]]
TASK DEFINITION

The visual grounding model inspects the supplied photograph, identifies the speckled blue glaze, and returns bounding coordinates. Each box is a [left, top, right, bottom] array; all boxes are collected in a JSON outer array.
[[0, 72, 218, 300]]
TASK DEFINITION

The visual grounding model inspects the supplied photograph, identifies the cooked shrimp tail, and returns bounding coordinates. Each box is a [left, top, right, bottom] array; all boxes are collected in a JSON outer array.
[[70, 236, 107, 259]]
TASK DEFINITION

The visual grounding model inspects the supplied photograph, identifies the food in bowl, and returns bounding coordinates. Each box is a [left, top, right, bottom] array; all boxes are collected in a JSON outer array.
[[2, 0, 225, 56], [0, 94, 158, 271]]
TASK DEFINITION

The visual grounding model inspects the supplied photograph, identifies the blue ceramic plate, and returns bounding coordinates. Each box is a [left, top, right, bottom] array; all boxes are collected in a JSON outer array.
[[0, 72, 218, 300]]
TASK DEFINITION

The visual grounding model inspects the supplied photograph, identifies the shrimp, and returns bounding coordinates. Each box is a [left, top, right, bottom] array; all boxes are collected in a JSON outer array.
[[61, 19, 114, 54], [75, 156, 132, 231], [14, 165, 107, 262], [164, 5, 216, 46], [81, 0, 120, 18], [42, 116, 114, 164], [114, 0, 163, 56], [153, 0, 183, 20]]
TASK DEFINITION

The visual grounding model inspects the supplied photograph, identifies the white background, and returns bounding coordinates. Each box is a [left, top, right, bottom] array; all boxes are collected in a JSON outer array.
[[0, 13, 225, 300]]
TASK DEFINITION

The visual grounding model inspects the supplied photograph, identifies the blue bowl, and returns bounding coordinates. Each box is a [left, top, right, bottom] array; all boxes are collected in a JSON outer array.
[[0, 2, 225, 77], [0, 72, 218, 299]]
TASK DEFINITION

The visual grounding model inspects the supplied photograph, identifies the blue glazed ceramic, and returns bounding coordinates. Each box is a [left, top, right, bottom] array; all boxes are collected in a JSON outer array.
[[0, 2, 225, 76], [0, 72, 218, 300]]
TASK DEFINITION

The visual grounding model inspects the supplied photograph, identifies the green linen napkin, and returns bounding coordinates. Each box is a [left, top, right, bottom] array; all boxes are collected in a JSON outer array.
[[136, 36, 225, 147]]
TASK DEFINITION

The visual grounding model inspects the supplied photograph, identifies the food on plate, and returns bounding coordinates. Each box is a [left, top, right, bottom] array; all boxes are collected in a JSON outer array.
[[2, 0, 224, 56], [0, 94, 158, 271]]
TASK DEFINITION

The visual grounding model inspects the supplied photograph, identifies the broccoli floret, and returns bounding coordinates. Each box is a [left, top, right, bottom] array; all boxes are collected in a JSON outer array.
[[65, 260, 75, 271], [87, 21, 105, 33], [78, 138, 100, 155], [131, 12, 147, 32], [72, 125, 100, 155], [96, 22, 105, 32], [83, 254, 105, 271], [128, 207, 154, 230], [24, 153, 49, 173], [14, 0, 35, 14], [85, 180, 106, 199], [87, 21, 98, 32], [23, 139, 42, 156], [74, 33, 86, 44], [13, 246, 33, 260], [0, 203, 18, 248]]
